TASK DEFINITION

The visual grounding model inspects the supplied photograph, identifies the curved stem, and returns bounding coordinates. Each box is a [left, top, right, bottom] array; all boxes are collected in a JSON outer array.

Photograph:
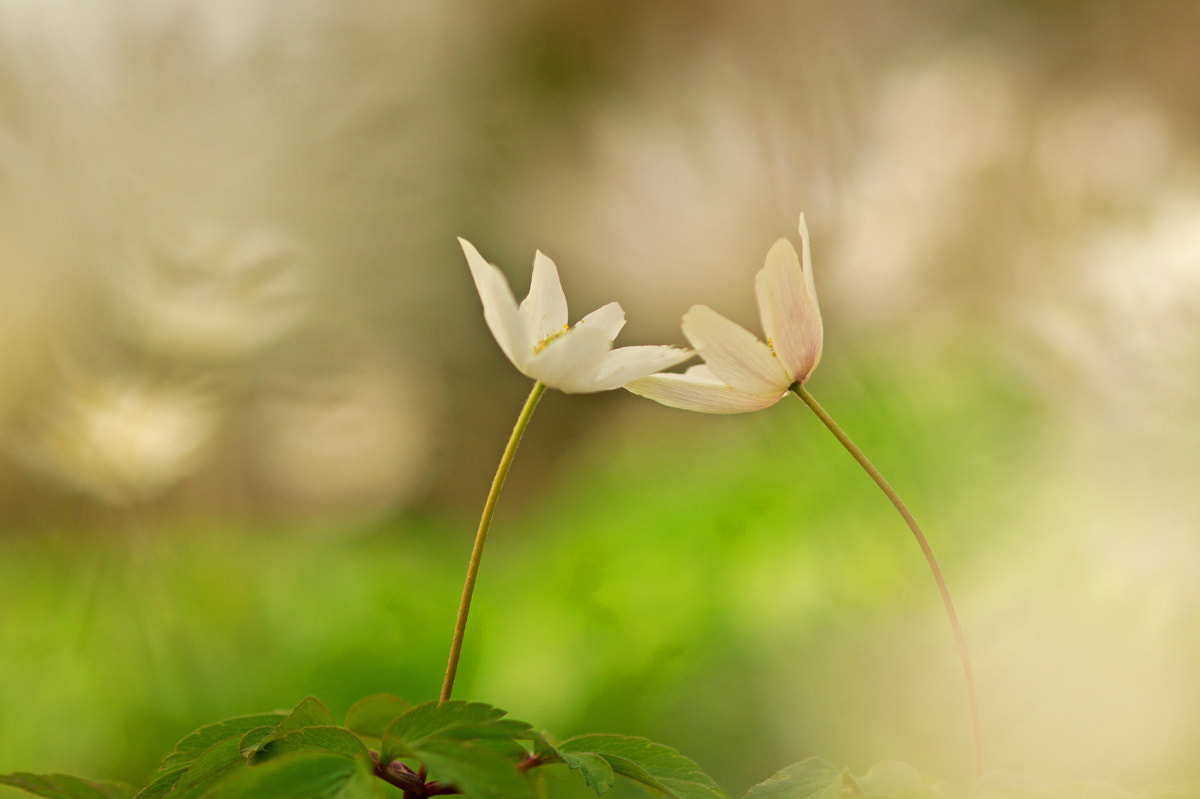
[[440, 381, 547, 702], [793, 384, 982, 779]]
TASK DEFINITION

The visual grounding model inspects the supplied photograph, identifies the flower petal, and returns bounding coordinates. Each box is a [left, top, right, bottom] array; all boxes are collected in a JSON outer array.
[[459, 238, 533, 373], [528, 322, 614, 393], [624, 365, 785, 414], [756, 216, 823, 383], [576, 301, 626, 340], [681, 304, 790, 394], [520, 250, 570, 345], [586, 345, 694, 392]]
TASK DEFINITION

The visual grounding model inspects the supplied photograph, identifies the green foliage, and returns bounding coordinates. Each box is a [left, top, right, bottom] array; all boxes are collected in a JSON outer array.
[[208, 753, 378, 799], [0, 774, 132, 799], [552, 735, 725, 799], [743, 758, 841, 799], [2, 696, 730, 799], [6, 705, 1200, 799], [158, 716, 288, 772]]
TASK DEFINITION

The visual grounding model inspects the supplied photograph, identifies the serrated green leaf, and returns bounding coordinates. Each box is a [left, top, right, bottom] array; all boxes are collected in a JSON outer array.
[[162, 737, 250, 799], [441, 719, 535, 741], [415, 739, 530, 799], [238, 728, 279, 759], [344, 695, 412, 739], [0, 773, 132, 799], [209, 752, 379, 799], [558, 752, 615, 795], [380, 701, 536, 767], [277, 697, 338, 734], [247, 697, 337, 758], [556, 734, 724, 799], [381, 701, 504, 752], [159, 715, 287, 772], [531, 734, 557, 760], [132, 766, 188, 799], [744, 758, 841, 799], [470, 737, 536, 762], [254, 727, 372, 764]]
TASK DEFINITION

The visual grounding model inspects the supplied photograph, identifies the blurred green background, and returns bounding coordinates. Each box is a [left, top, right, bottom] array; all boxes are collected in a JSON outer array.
[[3, 1, 1200, 796]]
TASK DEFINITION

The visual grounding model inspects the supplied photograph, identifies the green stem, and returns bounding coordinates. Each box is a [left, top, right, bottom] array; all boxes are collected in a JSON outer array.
[[793, 384, 982, 779], [440, 380, 547, 703]]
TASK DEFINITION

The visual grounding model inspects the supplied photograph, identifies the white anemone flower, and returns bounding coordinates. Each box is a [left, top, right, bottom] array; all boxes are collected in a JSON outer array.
[[625, 215, 822, 413], [459, 238, 692, 393]]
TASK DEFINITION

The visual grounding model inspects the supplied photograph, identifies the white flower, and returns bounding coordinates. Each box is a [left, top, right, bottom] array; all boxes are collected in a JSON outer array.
[[459, 238, 692, 393], [624, 215, 822, 413]]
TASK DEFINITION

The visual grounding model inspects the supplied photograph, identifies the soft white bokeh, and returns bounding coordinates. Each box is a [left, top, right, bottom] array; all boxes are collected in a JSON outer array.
[[8, 362, 219, 505]]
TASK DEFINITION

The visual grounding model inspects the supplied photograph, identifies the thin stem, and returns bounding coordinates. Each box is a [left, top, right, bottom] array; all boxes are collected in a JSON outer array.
[[793, 384, 982, 779], [440, 380, 547, 703]]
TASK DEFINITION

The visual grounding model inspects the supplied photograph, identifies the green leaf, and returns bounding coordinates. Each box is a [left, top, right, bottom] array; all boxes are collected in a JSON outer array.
[[556, 734, 724, 799], [470, 737, 537, 762], [744, 758, 841, 799], [415, 738, 531, 799], [163, 736, 253, 799], [444, 718, 536, 740], [256, 727, 373, 764], [238, 728, 280, 759], [133, 767, 188, 799], [381, 701, 505, 753], [557, 752, 615, 795], [380, 700, 537, 767], [247, 697, 337, 757], [209, 752, 380, 799], [159, 714, 287, 772], [344, 695, 412, 739], [0, 774, 132, 799], [377, 702, 533, 799]]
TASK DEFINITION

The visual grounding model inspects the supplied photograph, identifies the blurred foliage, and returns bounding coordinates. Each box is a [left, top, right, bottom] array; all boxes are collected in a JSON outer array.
[[4, 1, 1200, 797], [0, 343, 1042, 797]]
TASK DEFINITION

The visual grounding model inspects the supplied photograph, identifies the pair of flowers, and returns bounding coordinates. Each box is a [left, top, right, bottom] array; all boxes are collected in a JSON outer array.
[[455, 222, 983, 780], [459, 216, 822, 411]]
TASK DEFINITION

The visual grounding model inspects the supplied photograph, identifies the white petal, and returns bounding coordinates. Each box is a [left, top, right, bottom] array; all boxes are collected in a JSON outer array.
[[520, 250, 570, 344], [576, 301, 626, 340], [528, 322, 614, 393], [681, 305, 790, 394], [586, 345, 694, 392], [755, 220, 822, 383], [459, 238, 533, 372], [624, 369, 785, 414]]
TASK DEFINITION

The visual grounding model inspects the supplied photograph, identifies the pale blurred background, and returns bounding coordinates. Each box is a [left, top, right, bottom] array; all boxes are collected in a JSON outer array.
[[3, 0, 1200, 794]]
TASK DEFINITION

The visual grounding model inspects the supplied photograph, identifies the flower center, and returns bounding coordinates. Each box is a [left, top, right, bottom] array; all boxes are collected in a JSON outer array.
[[533, 324, 571, 354]]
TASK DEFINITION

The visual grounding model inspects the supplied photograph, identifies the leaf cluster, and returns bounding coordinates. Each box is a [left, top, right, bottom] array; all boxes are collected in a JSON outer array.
[[1, 696, 725, 799], [6, 704, 1199, 799]]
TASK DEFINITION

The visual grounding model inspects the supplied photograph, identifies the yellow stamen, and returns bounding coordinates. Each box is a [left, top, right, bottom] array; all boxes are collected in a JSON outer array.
[[533, 324, 571, 354]]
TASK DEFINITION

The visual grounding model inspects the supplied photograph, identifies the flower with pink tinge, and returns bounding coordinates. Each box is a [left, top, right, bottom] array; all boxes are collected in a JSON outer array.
[[625, 215, 822, 413]]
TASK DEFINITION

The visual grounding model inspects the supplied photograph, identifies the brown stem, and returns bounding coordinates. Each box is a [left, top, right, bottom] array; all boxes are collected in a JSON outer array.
[[793, 384, 983, 779]]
